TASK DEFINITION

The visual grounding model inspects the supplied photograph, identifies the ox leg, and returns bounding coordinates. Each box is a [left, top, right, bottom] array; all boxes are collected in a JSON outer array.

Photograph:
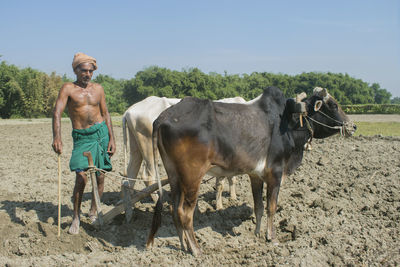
[[178, 181, 202, 256], [121, 135, 142, 222], [175, 164, 206, 256], [228, 176, 237, 200], [170, 183, 186, 251], [249, 175, 264, 237], [136, 132, 159, 202], [125, 135, 143, 191], [215, 176, 225, 210], [266, 170, 282, 244]]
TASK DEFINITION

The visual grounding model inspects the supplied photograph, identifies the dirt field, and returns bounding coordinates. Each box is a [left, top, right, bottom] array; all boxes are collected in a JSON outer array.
[[0, 117, 399, 266]]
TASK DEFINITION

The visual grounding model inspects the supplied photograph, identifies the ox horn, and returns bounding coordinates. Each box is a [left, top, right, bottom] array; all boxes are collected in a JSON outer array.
[[313, 87, 329, 102], [294, 92, 307, 113]]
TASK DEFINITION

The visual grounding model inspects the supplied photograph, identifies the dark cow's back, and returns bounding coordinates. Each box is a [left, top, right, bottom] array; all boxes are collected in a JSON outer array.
[[154, 87, 290, 174]]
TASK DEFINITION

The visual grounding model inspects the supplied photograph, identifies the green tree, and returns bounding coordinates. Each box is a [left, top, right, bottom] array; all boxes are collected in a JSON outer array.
[[391, 97, 400, 104], [1, 61, 395, 118], [0, 62, 25, 118], [93, 74, 127, 114], [371, 83, 391, 104], [43, 72, 63, 116]]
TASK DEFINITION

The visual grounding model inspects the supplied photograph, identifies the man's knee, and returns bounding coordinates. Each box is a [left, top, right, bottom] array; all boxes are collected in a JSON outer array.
[[75, 171, 88, 186]]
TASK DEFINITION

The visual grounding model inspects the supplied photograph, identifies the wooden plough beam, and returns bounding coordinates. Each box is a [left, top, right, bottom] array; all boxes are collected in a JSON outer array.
[[83, 151, 169, 227], [98, 178, 169, 226], [83, 151, 104, 226]]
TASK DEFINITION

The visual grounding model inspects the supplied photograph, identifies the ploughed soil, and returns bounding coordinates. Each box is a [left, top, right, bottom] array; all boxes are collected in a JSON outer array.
[[0, 118, 399, 266]]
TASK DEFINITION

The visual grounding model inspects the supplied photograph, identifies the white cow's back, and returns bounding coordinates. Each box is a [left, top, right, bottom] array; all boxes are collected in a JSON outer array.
[[124, 96, 181, 124]]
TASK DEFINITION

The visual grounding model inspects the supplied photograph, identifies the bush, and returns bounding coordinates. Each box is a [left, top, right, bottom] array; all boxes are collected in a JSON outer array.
[[342, 104, 400, 114]]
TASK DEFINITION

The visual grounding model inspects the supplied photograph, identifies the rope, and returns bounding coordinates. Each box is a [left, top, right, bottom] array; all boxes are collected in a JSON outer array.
[[85, 168, 145, 191], [298, 109, 349, 137], [316, 110, 344, 125], [305, 115, 345, 135], [92, 167, 142, 181], [303, 116, 314, 149], [87, 167, 216, 189]]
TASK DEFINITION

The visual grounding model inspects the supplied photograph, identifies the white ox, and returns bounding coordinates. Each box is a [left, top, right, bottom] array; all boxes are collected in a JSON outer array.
[[122, 95, 246, 209]]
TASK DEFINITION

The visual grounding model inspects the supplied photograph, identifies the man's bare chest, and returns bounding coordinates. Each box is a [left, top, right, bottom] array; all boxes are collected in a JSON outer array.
[[69, 88, 101, 107]]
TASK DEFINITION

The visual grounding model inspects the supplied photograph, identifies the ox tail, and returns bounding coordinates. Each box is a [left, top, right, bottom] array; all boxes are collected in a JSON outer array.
[[146, 196, 163, 248], [152, 119, 163, 200], [146, 118, 163, 247], [122, 114, 128, 176]]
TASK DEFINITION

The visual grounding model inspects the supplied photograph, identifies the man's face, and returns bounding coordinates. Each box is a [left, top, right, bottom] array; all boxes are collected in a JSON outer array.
[[74, 63, 94, 85]]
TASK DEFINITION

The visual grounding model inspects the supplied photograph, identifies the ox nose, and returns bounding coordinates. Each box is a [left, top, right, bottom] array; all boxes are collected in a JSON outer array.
[[343, 121, 357, 137], [349, 122, 357, 136]]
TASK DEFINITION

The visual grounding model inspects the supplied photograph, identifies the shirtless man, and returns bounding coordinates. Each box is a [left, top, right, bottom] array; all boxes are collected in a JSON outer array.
[[52, 52, 116, 234]]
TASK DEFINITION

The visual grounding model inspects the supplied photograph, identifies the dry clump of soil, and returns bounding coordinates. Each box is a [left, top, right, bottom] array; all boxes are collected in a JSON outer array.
[[0, 121, 399, 266]]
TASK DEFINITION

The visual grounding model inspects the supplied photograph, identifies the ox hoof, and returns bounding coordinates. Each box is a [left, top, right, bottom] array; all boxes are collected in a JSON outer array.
[[89, 215, 97, 223], [267, 238, 279, 246], [190, 247, 202, 257], [150, 193, 159, 203]]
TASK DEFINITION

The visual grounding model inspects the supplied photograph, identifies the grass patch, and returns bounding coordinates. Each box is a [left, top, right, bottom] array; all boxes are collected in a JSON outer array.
[[354, 121, 400, 137]]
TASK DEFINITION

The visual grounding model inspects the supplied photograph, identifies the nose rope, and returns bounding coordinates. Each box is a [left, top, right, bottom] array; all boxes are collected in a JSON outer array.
[[298, 110, 344, 135], [315, 110, 344, 125], [305, 115, 346, 136]]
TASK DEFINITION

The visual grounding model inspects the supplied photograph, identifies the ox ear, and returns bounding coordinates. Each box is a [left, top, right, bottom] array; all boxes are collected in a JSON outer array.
[[314, 100, 323, 111]]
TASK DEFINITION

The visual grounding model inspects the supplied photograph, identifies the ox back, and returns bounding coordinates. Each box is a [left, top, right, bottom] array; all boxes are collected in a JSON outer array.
[[156, 91, 293, 176]]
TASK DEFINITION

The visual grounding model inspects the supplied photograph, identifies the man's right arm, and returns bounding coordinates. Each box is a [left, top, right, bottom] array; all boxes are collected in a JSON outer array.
[[52, 84, 70, 154]]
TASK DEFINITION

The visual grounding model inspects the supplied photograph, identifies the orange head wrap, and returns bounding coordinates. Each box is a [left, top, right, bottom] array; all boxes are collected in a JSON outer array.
[[72, 52, 97, 71]]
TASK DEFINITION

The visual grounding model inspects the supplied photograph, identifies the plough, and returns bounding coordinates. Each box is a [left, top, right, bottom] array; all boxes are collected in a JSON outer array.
[[83, 151, 168, 227]]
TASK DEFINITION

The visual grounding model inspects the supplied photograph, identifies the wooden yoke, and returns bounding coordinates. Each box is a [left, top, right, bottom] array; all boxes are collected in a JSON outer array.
[[296, 92, 307, 127], [83, 151, 104, 227]]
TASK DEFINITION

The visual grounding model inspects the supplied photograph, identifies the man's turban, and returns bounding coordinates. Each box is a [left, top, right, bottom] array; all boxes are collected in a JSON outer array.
[[72, 52, 97, 70]]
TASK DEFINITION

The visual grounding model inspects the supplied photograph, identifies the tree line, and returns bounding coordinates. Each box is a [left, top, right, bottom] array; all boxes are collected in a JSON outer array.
[[0, 61, 397, 119]]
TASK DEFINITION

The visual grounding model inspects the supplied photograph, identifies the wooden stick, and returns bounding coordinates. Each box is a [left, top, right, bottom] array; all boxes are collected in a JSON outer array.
[[57, 154, 61, 237], [300, 114, 303, 127]]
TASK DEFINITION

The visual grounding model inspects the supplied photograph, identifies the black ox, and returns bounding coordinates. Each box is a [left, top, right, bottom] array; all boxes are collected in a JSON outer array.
[[147, 86, 356, 256]]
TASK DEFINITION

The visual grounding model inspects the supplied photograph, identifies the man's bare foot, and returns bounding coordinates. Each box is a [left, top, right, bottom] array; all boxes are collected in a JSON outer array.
[[68, 217, 80, 234]]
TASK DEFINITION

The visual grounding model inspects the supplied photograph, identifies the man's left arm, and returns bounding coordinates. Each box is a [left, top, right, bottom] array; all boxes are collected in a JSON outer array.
[[98, 84, 116, 157]]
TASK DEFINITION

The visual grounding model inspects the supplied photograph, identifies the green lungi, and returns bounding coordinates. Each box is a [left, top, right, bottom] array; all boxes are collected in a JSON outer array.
[[69, 121, 112, 172]]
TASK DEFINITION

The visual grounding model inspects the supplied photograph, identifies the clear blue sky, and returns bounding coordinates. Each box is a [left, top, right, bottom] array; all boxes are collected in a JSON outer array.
[[1, 0, 399, 97]]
